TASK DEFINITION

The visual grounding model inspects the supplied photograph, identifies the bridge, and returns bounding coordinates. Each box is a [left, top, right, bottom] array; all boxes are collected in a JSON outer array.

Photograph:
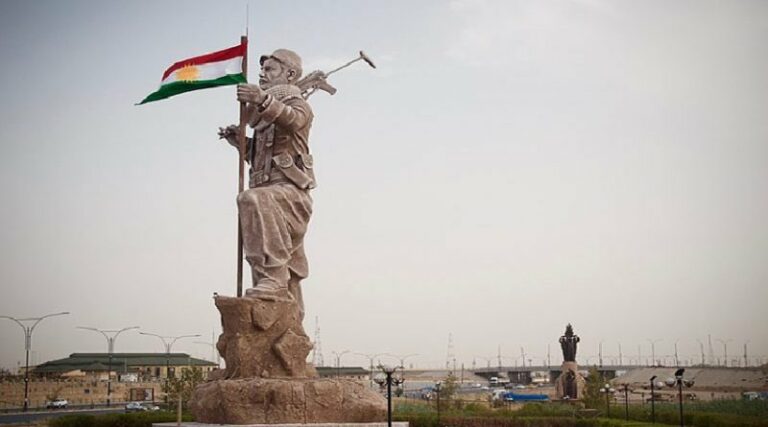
[[472, 364, 643, 384]]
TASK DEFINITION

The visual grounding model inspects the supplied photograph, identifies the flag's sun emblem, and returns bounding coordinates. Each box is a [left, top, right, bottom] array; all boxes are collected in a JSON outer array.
[[176, 65, 199, 82]]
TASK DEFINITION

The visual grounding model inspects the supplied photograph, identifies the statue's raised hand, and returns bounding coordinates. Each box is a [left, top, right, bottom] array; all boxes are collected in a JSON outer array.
[[237, 84, 266, 104]]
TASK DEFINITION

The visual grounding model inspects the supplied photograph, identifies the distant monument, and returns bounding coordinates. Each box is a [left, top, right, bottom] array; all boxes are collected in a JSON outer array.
[[554, 324, 586, 400], [189, 49, 384, 424]]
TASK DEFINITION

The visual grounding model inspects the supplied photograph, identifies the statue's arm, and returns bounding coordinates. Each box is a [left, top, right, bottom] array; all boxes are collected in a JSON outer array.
[[217, 125, 253, 162], [255, 96, 313, 133]]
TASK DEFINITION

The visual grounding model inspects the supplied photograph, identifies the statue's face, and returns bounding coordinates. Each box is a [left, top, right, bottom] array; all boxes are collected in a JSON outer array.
[[259, 58, 293, 89]]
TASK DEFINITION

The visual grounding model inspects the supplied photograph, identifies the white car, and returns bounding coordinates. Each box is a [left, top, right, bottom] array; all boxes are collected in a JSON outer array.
[[125, 402, 160, 412], [46, 399, 68, 409]]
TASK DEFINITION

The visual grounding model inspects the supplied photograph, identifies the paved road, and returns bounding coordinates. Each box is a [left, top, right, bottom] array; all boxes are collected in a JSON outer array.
[[0, 408, 124, 425]]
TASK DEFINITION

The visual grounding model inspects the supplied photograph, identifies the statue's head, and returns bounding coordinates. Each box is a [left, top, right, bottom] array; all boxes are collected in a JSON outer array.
[[565, 323, 574, 337], [259, 49, 303, 89]]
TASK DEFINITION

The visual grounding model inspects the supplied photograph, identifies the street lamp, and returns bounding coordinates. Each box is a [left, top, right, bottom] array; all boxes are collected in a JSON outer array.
[[600, 383, 615, 417], [665, 368, 694, 427], [1, 312, 69, 411], [650, 375, 657, 424], [77, 325, 139, 406], [434, 380, 442, 426], [140, 332, 200, 405], [716, 339, 732, 367], [385, 353, 418, 370], [373, 365, 403, 427], [354, 352, 387, 388], [331, 350, 350, 378], [621, 383, 630, 420]]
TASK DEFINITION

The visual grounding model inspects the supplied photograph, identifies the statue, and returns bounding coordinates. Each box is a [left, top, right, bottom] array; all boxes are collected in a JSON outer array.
[[191, 48, 385, 424], [554, 323, 586, 400], [559, 323, 580, 362], [219, 49, 314, 312]]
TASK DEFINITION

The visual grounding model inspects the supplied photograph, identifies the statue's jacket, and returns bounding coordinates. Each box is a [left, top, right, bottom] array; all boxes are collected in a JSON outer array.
[[247, 87, 315, 190]]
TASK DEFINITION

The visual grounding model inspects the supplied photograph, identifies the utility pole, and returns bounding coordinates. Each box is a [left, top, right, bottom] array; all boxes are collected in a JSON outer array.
[[311, 316, 324, 367], [1, 312, 69, 411], [743, 341, 749, 367], [674, 340, 680, 367], [599, 341, 604, 367], [618, 343, 623, 366], [78, 325, 139, 406], [547, 344, 551, 368]]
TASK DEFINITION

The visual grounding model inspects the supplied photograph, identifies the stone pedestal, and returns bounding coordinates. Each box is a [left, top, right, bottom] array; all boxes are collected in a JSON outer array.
[[189, 296, 386, 424], [554, 361, 586, 400]]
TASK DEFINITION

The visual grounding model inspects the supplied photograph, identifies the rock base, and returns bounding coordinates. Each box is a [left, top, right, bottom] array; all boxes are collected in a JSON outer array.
[[190, 377, 386, 424], [555, 361, 586, 400]]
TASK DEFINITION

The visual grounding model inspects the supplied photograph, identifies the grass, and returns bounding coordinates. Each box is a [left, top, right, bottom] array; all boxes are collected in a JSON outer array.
[[395, 399, 768, 427]]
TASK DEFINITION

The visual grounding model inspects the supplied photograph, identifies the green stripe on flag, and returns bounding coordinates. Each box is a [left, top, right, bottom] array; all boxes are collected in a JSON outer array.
[[137, 74, 246, 105]]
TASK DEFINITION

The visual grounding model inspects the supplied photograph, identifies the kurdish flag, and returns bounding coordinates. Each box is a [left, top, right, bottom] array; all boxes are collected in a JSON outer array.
[[138, 41, 247, 105]]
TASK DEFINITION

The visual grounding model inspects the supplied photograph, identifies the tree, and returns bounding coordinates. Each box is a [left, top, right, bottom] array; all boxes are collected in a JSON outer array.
[[164, 367, 204, 408], [0, 368, 12, 380], [582, 366, 605, 409], [439, 372, 459, 407]]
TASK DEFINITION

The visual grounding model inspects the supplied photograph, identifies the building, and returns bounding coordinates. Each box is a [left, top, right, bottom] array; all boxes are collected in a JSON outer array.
[[316, 366, 369, 381], [32, 353, 217, 380]]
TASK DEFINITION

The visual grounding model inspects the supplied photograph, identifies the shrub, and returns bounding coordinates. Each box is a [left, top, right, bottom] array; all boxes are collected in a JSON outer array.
[[49, 411, 192, 427]]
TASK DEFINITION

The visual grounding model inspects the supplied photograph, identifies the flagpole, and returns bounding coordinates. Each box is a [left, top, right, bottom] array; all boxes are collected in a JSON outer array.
[[236, 35, 248, 297]]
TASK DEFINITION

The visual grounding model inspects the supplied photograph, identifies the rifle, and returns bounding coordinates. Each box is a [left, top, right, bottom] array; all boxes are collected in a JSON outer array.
[[297, 51, 376, 99]]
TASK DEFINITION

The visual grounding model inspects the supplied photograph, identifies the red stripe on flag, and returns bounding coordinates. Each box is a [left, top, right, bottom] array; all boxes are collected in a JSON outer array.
[[161, 40, 247, 81]]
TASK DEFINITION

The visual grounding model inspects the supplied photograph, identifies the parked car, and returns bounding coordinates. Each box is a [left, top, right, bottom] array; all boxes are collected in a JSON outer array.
[[125, 402, 160, 412], [46, 399, 68, 409]]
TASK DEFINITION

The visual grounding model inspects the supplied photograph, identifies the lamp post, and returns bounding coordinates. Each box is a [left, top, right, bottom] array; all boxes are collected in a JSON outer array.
[[665, 368, 694, 427], [385, 353, 418, 370], [650, 375, 657, 423], [622, 383, 630, 420], [696, 340, 706, 366], [1, 312, 69, 411], [385, 353, 417, 388], [600, 383, 615, 416], [716, 339, 732, 367], [331, 350, 350, 378], [354, 352, 386, 388], [78, 325, 139, 406], [140, 332, 200, 405], [373, 365, 403, 427], [434, 380, 442, 426]]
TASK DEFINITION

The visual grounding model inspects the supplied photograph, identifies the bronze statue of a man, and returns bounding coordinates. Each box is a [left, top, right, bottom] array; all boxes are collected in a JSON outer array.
[[219, 49, 315, 310], [559, 323, 580, 362]]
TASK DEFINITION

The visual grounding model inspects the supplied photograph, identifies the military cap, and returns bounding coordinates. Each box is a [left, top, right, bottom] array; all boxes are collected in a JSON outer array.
[[260, 49, 303, 78]]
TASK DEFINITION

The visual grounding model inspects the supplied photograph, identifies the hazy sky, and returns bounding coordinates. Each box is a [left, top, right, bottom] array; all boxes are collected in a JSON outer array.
[[1, 0, 767, 371]]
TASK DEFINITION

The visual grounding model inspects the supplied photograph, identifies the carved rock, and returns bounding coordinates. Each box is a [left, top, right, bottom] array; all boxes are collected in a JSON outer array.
[[189, 295, 386, 423], [554, 361, 586, 400], [213, 295, 315, 379], [190, 377, 386, 424]]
